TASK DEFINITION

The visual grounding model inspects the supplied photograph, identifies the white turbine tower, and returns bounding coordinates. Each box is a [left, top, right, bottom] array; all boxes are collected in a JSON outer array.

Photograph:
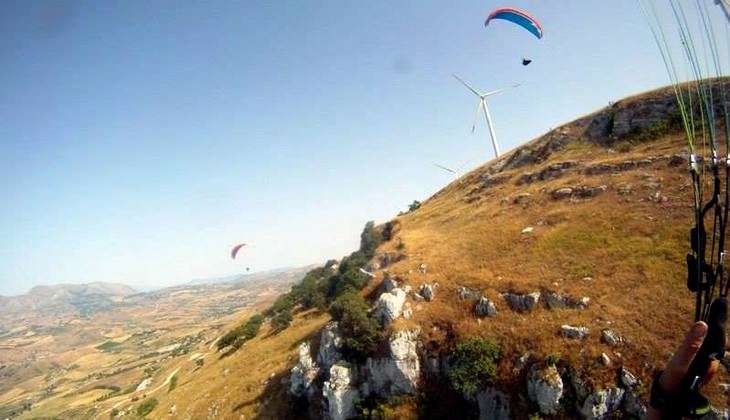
[[452, 74, 519, 158]]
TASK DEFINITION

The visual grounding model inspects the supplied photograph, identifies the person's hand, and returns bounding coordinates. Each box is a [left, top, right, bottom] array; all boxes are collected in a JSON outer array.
[[648, 321, 720, 419]]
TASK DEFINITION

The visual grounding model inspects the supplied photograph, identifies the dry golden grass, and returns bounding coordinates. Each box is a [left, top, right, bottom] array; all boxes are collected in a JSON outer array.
[[379, 130, 729, 408]]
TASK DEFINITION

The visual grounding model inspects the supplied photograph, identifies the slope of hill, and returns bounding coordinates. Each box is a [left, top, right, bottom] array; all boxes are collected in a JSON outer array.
[[134, 81, 730, 419]]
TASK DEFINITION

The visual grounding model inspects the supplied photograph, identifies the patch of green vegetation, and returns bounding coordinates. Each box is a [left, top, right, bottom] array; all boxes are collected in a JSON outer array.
[[357, 395, 404, 419], [448, 337, 500, 395], [136, 397, 158, 417], [329, 291, 382, 362], [168, 374, 178, 393], [217, 313, 265, 350], [544, 353, 561, 366], [95, 340, 122, 352]]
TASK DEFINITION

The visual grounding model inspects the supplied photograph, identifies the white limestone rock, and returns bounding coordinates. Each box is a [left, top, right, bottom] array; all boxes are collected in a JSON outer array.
[[475, 296, 497, 317], [365, 329, 420, 397], [476, 387, 511, 420], [317, 322, 343, 372], [323, 362, 359, 420], [289, 342, 319, 397], [527, 364, 563, 415], [579, 387, 625, 419], [374, 288, 407, 325]]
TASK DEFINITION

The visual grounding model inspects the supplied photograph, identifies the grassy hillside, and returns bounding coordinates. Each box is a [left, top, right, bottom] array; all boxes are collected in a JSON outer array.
[[140, 81, 730, 418]]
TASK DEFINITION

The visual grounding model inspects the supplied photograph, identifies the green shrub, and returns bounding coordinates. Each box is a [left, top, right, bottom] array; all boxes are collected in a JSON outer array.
[[329, 291, 381, 361], [448, 337, 500, 395], [544, 353, 560, 366], [136, 397, 158, 417], [217, 313, 265, 350], [408, 200, 421, 212], [272, 308, 293, 331], [168, 374, 178, 393]]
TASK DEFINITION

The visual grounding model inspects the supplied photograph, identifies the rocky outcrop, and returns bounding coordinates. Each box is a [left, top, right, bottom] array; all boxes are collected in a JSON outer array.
[[579, 387, 625, 419], [544, 292, 590, 310], [323, 362, 359, 420], [552, 185, 607, 200], [601, 329, 621, 346], [419, 283, 436, 302], [475, 296, 497, 317], [476, 387, 511, 420], [517, 160, 580, 185], [374, 288, 407, 325], [527, 364, 564, 415], [560, 325, 589, 339], [318, 322, 343, 372], [382, 274, 397, 293], [290, 342, 319, 397], [365, 329, 420, 397], [457, 286, 481, 300], [503, 292, 541, 312]]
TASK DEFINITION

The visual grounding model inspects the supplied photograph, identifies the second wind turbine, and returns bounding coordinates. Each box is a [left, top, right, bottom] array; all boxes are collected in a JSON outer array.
[[452, 74, 519, 158]]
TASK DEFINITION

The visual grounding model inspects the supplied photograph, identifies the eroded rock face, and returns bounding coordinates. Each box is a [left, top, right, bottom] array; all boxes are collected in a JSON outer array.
[[601, 329, 621, 346], [419, 284, 435, 302], [323, 362, 359, 420], [374, 288, 407, 325], [477, 387, 511, 420], [545, 292, 590, 310], [560, 325, 589, 339], [579, 387, 625, 419], [457, 286, 481, 301], [527, 364, 564, 415], [365, 329, 420, 397], [318, 322, 343, 373], [475, 296, 497, 317], [503, 292, 541, 312], [290, 342, 319, 397]]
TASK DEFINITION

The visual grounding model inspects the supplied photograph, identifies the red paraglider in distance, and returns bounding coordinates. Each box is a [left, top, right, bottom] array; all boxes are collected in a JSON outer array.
[[231, 243, 247, 259]]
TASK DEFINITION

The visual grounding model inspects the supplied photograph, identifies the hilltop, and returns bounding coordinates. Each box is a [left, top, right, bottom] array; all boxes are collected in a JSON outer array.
[[131, 80, 730, 420]]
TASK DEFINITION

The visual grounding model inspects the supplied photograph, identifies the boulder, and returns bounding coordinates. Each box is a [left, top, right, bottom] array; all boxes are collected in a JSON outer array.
[[601, 329, 621, 346], [623, 389, 647, 419], [545, 292, 590, 310], [317, 322, 343, 372], [475, 296, 498, 317], [527, 364, 564, 415], [365, 329, 420, 396], [457, 286, 481, 301], [503, 292, 541, 312], [476, 387, 511, 420], [418, 263, 427, 274], [600, 353, 611, 366], [560, 325, 589, 339], [323, 362, 359, 420], [552, 187, 573, 200], [419, 284, 435, 302], [289, 342, 319, 397], [374, 288, 407, 325], [578, 387, 625, 419], [382, 274, 397, 293], [620, 367, 639, 389]]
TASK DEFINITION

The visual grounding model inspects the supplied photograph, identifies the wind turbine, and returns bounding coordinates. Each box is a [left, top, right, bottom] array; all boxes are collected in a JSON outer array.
[[433, 159, 473, 180], [452, 74, 519, 158]]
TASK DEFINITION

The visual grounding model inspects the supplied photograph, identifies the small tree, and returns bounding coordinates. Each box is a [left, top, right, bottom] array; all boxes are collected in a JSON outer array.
[[408, 200, 421, 212], [272, 308, 293, 332], [448, 337, 500, 395], [136, 397, 158, 417], [329, 291, 381, 361]]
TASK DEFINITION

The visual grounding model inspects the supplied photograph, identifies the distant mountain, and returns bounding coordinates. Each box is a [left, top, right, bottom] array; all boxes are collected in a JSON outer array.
[[0, 282, 136, 328], [186, 266, 317, 286]]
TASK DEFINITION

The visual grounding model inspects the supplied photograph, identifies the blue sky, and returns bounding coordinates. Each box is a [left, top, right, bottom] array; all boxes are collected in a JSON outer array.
[[1, 1, 728, 296]]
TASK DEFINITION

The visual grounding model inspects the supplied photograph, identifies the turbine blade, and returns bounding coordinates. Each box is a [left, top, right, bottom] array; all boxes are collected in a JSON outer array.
[[433, 163, 456, 174], [452, 74, 483, 97], [471, 100, 483, 134], [484, 83, 520, 97]]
